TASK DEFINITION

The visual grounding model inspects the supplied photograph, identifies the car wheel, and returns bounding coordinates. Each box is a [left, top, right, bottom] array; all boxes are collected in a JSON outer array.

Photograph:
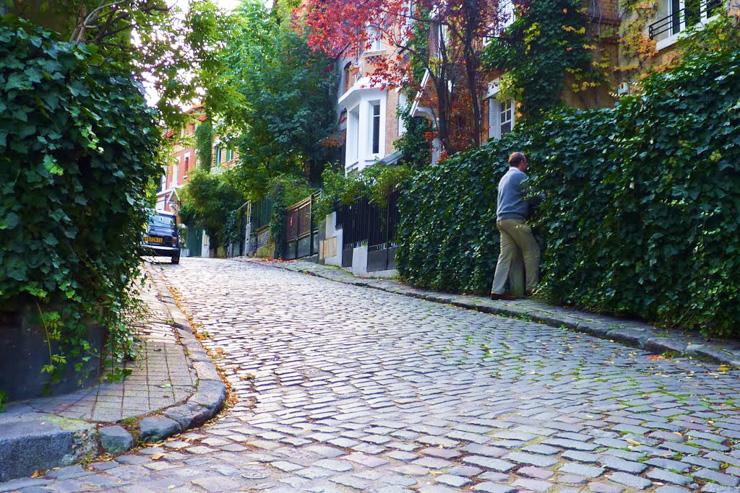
[[171, 255, 180, 265]]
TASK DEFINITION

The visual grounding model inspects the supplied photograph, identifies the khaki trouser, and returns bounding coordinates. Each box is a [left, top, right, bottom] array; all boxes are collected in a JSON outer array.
[[491, 219, 540, 295]]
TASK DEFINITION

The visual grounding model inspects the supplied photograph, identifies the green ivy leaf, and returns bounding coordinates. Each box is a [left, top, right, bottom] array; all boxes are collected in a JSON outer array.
[[43, 154, 64, 176]]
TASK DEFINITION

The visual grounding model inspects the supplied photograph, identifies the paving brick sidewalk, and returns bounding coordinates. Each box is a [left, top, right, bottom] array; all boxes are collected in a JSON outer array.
[[244, 258, 740, 367], [1, 277, 196, 423], [0, 263, 225, 482]]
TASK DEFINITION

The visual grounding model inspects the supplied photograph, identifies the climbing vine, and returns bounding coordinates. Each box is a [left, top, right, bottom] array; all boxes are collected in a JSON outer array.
[[0, 20, 161, 382], [619, 5, 740, 85], [482, 0, 602, 120], [195, 119, 213, 171]]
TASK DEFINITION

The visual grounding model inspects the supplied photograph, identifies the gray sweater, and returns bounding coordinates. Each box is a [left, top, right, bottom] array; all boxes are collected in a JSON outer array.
[[497, 167, 529, 221]]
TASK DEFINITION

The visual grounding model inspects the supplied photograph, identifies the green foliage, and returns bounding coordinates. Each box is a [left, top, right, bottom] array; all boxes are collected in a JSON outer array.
[[398, 47, 740, 338], [179, 169, 244, 251], [394, 106, 433, 170], [266, 175, 314, 259], [0, 20, 161, 378], [315, 165, 414, 220], [195, 120, 213, 171], [7, 0, 214, 128], [482, 0, 600, 120], [193, 0, 337, 199]]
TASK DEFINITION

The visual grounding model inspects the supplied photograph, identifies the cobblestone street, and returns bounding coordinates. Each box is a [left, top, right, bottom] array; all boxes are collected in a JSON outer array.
[[7, 258, 739, 493]]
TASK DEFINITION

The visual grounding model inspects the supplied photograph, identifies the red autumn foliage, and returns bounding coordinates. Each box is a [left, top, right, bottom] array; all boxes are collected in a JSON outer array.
[[300, 0, 512, 155]]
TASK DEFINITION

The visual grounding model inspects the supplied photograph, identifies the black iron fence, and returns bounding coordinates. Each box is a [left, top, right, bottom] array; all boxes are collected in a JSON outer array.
[[336, 190, 400, 271]]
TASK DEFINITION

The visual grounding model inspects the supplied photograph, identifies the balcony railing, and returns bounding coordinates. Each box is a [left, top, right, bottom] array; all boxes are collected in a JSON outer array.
[[648, 0, 724, 40]]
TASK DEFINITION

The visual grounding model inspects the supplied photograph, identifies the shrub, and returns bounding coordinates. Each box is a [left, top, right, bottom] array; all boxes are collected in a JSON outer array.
[[397, 47, 739, 338], [316, 164, 413, 220], [179, 169, 244, 252], [0, 21, 162, 378]]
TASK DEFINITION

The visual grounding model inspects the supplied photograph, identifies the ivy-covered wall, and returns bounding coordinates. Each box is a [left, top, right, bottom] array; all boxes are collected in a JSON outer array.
[[0, 21, 161, 379], [397, 47, 739, 338]]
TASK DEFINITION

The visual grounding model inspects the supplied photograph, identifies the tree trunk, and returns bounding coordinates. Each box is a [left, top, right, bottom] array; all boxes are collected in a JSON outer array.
[[462, 0, 482, 148]]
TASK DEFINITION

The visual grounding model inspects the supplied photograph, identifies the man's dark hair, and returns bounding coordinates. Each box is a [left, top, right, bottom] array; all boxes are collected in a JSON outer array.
[[509, 152, 527, 167]]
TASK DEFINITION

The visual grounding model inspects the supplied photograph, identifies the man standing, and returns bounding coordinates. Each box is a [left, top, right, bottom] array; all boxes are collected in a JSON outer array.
[[490, 152, 540, 300]]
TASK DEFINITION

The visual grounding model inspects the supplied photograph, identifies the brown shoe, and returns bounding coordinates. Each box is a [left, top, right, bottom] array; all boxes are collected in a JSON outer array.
[[490, 292, 515, 301]]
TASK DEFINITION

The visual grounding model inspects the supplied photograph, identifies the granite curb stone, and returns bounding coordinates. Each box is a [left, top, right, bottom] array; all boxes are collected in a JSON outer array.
[[99, 425, 134, 454], [0, 419, 95, 482], [0, 266, 225, 483], [244, 258, 740, 367]]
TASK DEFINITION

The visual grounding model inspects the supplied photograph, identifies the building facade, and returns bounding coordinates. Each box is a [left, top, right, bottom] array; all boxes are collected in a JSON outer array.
[[336, 33, 408, 174]]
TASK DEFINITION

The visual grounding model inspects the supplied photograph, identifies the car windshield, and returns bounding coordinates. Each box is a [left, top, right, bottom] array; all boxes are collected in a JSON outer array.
[[148, 213, 175, 230]]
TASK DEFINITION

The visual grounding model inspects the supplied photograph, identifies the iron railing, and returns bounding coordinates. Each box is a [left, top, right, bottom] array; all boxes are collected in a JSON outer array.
[[336, 190, 400, 250], [649, 0, 724, 40]]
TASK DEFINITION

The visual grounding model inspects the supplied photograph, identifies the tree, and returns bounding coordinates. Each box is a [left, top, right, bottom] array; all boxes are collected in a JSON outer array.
[[302, 0, 509, 154], [179, 170, 243, 251], [6, 0, 210, 127], [191, 0, 338, 199]]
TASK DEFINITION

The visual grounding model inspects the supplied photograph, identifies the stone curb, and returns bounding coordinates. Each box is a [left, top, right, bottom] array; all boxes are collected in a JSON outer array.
[[0, 267, 226, 484], [243, 258, 739, 368], [146, 267, 227, 437]]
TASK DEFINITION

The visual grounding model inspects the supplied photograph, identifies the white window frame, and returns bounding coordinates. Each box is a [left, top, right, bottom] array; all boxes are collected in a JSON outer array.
[[487, 79, 516, 141], [370, 100, 382, 156], [366, 24, 382, 52], [397, 91, 409, 137], [654, 0, 724, 51]]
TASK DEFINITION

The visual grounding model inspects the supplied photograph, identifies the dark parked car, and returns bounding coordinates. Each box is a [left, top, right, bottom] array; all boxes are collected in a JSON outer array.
[[143, 211, 180, 264]]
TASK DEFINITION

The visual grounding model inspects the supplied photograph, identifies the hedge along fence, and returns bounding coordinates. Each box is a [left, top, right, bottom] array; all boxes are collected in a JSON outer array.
[[0, 21, 161, 380], [397, 48, 739, 338]]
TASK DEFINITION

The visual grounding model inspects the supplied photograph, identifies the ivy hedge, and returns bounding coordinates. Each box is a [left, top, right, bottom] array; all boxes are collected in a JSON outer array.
[[397, 47, 739, 338], [0, 21, 161, 378]]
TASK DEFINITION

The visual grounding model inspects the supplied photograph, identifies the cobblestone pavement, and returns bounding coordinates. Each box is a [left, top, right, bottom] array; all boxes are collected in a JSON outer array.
[[6, 258, 739, 493]]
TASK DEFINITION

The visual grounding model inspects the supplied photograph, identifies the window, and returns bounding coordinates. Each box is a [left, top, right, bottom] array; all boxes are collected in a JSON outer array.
[[343, 62, 353, 93], [347, 106, 360, 166], [499, 99, 514, 136], [397, 92, 408, 137], [172, 159, 179, 186], [184, 155, 190, 181], [650, 0, 724, 47], [214, 145, 222, 166], [498, 0, 515, 32], [488, 79, 515, 140], [485, 0, 515, 44], [371, 102, 381, 155], [225, 148, 234, 162], [367, 25, 382, 52]]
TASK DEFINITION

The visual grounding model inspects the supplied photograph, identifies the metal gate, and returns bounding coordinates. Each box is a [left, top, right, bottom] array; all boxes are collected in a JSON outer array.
[[185, 226, 203, 257], [284, 195, 319, 260], [336, 190, 399, 272]]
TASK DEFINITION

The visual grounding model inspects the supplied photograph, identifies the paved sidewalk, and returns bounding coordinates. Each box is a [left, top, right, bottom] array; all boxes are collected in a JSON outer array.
[[2, 279, 196, 423], [0, 264, 225, 482], [244, 258, 740, 367]]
